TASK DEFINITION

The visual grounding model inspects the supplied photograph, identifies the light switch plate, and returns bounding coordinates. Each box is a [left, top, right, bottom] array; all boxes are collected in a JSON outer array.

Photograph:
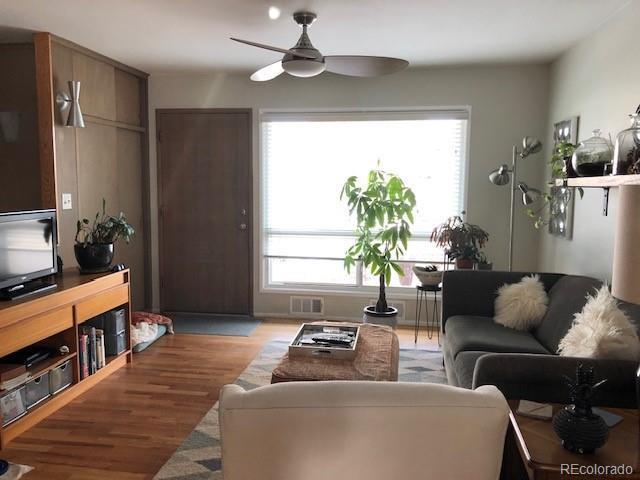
[[62, 193, 73, 210]]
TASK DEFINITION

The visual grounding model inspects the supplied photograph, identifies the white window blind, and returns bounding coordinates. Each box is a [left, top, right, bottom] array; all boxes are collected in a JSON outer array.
[[261, 109, 469, 290]]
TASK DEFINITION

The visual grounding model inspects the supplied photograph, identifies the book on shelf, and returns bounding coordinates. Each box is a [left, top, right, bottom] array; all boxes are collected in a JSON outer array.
[[95, 329, 106, 369], [81, 326, 97, 375], [79, 334, 89, 379]]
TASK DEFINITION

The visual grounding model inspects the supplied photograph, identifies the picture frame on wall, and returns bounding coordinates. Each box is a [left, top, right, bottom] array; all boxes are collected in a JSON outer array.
[[549, 116, 579, 238]]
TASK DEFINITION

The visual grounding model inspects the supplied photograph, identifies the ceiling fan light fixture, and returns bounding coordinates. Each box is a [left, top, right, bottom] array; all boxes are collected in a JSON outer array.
[[283, 59, 326, 78]]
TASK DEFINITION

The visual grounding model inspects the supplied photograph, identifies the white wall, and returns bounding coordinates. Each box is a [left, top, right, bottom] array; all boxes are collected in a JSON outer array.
[[148, 64, 550, 321], [538, 0, 639, 281]]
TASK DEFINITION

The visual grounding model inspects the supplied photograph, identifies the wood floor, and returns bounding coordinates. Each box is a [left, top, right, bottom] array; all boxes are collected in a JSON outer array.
[[0, 320, 439, 479]]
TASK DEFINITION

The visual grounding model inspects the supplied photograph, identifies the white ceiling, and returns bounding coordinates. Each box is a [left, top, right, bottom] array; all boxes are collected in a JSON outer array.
[[0, 0, 631, 74]]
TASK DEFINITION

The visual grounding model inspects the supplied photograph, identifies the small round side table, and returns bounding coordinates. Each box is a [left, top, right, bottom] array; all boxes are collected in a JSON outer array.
[[414, 284, 442, 344]]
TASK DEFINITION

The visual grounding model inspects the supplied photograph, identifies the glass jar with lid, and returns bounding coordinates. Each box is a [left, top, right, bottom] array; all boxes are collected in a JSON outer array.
[[571, 129, 613, 177], [612, 113, 640, 175]]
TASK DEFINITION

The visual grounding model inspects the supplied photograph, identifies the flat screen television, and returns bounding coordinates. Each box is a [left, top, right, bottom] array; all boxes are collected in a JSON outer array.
[[0, 210, 58, 299]]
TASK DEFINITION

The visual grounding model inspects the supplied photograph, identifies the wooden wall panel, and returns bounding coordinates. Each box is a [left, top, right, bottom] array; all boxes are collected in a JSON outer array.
[[23, 33, 151, 307], [115, 69, 141, 126], [51, 42, 78, 265], [72, 52, 116, 120], [76, 123, 118, 220], [0, 44, 42, 212], [115, 129, 145, 309]]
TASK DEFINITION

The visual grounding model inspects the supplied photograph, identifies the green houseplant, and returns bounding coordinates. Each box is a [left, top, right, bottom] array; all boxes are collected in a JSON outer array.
[[431, 213, 489, 269], [527, 141, 584, 229], [341, 167, 416, 326], [74, 199, 135, 271]]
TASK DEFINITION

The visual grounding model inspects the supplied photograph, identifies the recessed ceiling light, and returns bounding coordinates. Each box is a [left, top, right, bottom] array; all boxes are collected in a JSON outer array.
[[268, 6, 281, 20]]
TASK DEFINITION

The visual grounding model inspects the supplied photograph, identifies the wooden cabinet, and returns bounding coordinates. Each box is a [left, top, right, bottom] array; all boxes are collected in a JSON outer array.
[[31, 33, 150, 309], [0, 270, 132, 448], [72, 53, 117, 120]]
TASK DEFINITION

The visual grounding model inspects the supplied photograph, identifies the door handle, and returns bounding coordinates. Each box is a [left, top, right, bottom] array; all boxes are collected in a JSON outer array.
[[239, 223, 247, 230]]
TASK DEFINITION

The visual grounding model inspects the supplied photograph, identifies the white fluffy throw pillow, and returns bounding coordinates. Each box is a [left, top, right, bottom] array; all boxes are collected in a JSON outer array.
[[558, 286, 640, 361], [494, 275, 548, 331]]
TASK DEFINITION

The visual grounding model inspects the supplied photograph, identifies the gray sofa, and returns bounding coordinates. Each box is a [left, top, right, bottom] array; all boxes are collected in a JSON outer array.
[[441, 270, 640, 408]]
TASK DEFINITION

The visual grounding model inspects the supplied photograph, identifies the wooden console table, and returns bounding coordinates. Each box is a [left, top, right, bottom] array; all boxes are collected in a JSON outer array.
[[503, 400, 639, 480], [0, 269, 132, 447]]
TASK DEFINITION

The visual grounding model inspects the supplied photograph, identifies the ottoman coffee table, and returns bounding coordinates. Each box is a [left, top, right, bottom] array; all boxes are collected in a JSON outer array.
[[271, 322, 399, 383]]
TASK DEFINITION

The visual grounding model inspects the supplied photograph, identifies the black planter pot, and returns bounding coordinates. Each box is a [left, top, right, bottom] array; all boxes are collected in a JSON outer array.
[[74, 243, 114, 271], [363, 305, 398, 329]]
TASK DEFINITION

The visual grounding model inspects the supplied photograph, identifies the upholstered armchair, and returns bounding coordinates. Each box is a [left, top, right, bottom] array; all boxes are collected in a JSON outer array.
[[219, 380, 509, 480]]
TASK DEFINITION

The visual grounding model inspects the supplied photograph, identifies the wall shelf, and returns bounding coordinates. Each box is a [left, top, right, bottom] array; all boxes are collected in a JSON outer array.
[[555, 174, 640, 188]]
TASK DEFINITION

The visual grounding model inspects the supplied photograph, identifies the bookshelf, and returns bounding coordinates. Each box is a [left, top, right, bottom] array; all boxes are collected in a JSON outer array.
[[0, 269, 132, 447], [555, 174, 640, 188]]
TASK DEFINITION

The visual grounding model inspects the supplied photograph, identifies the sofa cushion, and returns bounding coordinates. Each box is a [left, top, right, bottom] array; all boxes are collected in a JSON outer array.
[[558, 286, 640, 360], [445, 316, 550, 359], [534, 276, 602, 353]]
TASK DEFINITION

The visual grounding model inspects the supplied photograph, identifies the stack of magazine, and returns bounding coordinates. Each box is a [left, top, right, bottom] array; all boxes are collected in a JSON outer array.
[[0, 364, 28, 391]]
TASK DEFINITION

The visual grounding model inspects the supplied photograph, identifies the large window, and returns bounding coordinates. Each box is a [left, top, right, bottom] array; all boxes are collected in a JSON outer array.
[[261, 109, 469, 293]]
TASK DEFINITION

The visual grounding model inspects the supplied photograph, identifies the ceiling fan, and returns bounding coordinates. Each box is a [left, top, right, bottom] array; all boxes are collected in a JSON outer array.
[[231, 11, 409, 81]]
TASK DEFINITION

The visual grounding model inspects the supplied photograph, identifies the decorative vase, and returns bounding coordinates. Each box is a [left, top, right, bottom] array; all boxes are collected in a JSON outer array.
[[552, 364, 609, 454], [571, 129, 613, 177], [363, 306, 398, 329], [612, 113, 640, 175], [74, 243, 114, 271], [455, 258, 474, 269], [476, 261, 493, 271], [552, 406, 609, 454]]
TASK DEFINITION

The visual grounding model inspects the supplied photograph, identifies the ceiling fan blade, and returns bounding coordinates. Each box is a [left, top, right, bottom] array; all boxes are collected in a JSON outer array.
[[324, 56, 409, 77], [230, 37, 317, 59], [250, 61, 285, 82]]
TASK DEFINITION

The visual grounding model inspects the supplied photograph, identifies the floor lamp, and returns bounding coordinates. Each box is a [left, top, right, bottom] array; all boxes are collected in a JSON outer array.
[[488, 136, 542, 271]]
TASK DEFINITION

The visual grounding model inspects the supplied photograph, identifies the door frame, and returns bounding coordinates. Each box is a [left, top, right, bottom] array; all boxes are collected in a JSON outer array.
[[155, 108, 254, 314]]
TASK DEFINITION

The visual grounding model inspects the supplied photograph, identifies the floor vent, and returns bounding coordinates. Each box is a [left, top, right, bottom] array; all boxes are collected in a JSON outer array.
[[368, 299, 406, 322], [290, 296, 324, 316]]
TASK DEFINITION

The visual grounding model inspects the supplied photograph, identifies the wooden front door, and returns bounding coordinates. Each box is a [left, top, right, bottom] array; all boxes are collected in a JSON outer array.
[[157, 109, 252, 314]]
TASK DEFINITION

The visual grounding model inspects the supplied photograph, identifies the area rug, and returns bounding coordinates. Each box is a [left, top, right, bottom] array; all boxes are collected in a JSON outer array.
[[154, 340, 445, 480], [170, 313, 261, 336]]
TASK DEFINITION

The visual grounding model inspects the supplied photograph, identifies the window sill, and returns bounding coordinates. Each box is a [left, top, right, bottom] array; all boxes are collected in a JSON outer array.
[[259, 285, 441, 300]]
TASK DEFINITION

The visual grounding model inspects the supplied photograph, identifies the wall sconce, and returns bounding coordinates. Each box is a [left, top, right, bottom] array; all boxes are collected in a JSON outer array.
[[56, 80, 85, 128]]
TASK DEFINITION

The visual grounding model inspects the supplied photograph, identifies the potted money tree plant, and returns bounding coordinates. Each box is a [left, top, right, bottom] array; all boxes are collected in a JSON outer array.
[[74, 199, 135, 272], [341, 167, 416, 328]]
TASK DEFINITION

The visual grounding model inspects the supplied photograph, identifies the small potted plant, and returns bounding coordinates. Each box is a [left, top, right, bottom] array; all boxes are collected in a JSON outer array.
[[75, 199, 135, 272], [341, 167, 416, 328], [431, 213, 489, 269]]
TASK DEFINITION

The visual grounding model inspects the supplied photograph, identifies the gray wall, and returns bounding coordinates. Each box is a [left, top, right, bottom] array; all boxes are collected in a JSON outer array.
[[148, 64, 550, 321], [538, 0, 639, 281]]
